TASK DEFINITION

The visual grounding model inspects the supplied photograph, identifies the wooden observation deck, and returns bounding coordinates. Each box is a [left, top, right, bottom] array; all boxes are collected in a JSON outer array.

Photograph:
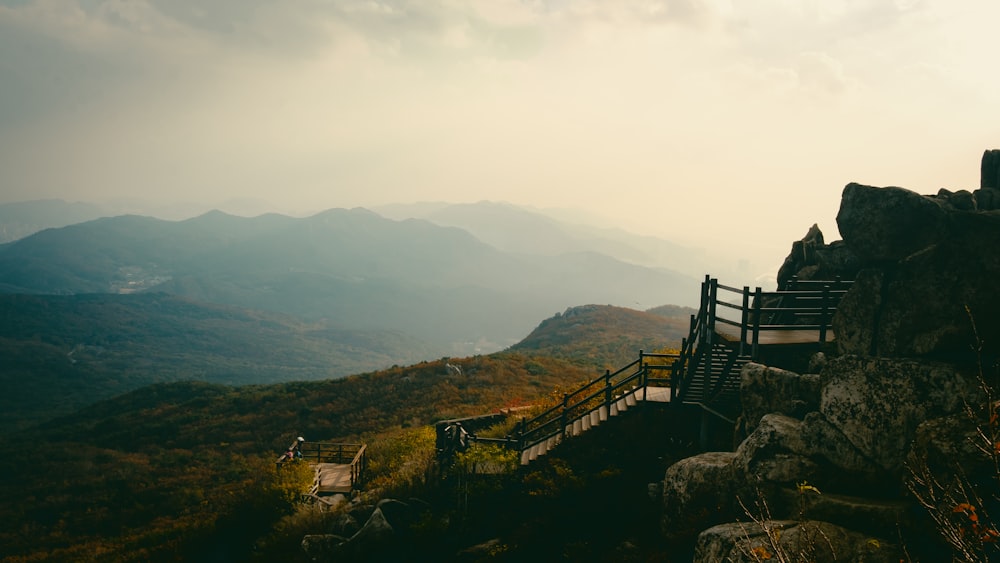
[[277, 440, 367, 497]]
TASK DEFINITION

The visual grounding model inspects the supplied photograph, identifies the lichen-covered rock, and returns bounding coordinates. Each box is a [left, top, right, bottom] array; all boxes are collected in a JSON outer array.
[[833, 183, 1000, 358], [820, 356, 981, 473], [836, 183, 950, 263], [772, 488, 913, 540], [740, 363, 820, 435], [830, 269, 881, 356], [735, 411, 882, 492], [694, 520, 898, 563], [908, 411, 993, 480], [661, 452, 740, 541]]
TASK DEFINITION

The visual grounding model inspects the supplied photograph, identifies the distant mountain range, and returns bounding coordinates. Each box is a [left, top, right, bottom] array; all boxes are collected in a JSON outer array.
[[0, 205, 700, 357], [372, 200, 741, 280], [0, 199, 108, 243]]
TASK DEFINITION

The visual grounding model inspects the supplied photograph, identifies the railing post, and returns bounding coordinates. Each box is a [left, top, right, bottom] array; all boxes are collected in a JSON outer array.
[[518, 417, 526, 451], [707, 279, 718, 344], [819, 283, 831, 343], [752, 287, 762, 361], [604, 369, 612, 413], [637, 349, 646, 401], [740, 286, 750, 357], [700, 275, 711, 341], [673, 337, 685, 402], [560, 393, 569, 438]]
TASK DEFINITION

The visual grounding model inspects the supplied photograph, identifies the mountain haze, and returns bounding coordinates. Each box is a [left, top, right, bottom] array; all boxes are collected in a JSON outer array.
[[373, 201, 751, 282], [0, 208, 699, 357], [0, 293, 433, 431]]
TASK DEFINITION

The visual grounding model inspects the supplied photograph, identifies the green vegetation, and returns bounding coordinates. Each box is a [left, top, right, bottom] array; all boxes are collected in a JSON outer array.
[[0, 353, 601, 561], [0, 293, 435, 431], [511, 304, 690, 369]]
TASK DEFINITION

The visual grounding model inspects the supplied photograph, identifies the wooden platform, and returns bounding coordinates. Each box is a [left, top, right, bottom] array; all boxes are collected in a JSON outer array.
[[314, 463, 353, 494], [714, 327, 835, 347]]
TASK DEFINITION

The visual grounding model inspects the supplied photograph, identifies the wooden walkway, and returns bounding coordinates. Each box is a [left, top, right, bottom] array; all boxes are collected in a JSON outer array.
[[714, 326, 836, 346], [452, 274, 852, 468], [315, 463, 353, 494], [277, 440, 367, 496]]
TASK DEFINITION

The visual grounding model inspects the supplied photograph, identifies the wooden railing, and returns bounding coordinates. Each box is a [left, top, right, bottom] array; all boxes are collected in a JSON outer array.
[[278, 440, 368, 491], [433, 274, 853, 464], [671, 275, 852, 409], [510, 350, 678, 456], [710, 276, 852, 358]]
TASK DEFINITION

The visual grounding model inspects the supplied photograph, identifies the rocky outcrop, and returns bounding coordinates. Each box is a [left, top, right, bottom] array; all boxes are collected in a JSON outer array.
[[833, 183, 1000, 359], [836, 183, 951, 264], [661, 151, 1000, 561], [661, 452, 742, 542], [983, 149, 1000, 189], [819, 356, 981, 474], [739, 363, 820, 435], [775, 224, 859, 289], [694, 520, 899, 563]]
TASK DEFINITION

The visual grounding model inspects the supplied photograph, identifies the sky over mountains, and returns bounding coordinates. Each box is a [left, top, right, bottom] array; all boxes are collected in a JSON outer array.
[[1, 0, 996, 271]]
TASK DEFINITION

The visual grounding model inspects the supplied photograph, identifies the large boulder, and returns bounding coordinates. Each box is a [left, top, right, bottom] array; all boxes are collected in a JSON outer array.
[[694, 520, 898, 563], [819, 356, 981, 474], [661, 452, 741, 541], [739, 362, 820, 436], [775, 225, 860, 289], [833, 184, 1000, 359], [734, 412, 881, 493], [836, 183, 950, 263]]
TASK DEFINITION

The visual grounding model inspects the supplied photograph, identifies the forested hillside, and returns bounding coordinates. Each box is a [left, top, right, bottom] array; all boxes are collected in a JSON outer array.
[[0, 353, 600, 561], [0, 293, 433, 431], [511, 304, 692, 366]]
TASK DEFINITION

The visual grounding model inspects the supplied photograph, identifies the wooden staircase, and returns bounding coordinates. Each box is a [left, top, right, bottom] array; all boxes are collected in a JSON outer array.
[[469, 274, 852, 467], [519, 385, 671, 465]]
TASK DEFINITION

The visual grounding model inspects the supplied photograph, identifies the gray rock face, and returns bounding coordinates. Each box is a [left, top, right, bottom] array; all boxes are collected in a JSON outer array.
[[819, 356, 980, 473], [836, 183, 950, 264], [661, 452, 740, 541], [694, 520, 898, 563], [661, 157, 1000, 557], [775, 225, 859, 291], [740, 362, 820, 435], [734, 414, 814, 481], [833, 186, 1000, 359]]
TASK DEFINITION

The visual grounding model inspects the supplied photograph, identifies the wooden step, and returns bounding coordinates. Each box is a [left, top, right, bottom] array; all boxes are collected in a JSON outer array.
[[590, 409, 601, 427]]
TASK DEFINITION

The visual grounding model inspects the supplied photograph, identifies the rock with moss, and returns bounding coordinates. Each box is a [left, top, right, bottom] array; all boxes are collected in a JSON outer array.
[[739, 362, 820, 436], [661, 452, 742, 542], [694, 520, 899, 563], [819, 356, 982, 474]]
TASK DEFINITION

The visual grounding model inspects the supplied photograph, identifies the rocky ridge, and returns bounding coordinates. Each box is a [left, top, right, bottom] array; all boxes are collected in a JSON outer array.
[[660, 150, 1000, 561]]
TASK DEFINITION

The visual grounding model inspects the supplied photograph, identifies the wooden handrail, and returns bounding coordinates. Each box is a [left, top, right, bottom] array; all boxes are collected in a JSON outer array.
[[513, 349, 679, 454], [467, 273, 853, 465]]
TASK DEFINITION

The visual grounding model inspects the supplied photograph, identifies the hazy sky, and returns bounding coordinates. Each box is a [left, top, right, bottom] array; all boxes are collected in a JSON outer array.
[[1, 0, 997, 267]]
